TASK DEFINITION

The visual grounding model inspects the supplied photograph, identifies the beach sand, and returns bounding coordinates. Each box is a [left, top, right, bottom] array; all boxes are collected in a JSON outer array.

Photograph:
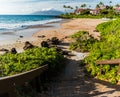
[[0, 18, 104, 53]]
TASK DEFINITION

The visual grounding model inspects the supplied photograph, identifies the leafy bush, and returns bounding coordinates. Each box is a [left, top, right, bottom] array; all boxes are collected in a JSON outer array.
[[96, 19, 120, 38], [60, 8, 120, 19], [85, 19, 120, 84], [70, 31, 98, 52], [60, 14, 102, 19], [0, 47, 63, 77]]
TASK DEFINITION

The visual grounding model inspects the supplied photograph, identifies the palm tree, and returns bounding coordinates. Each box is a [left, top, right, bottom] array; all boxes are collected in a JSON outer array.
[[109, 1, 112, 6], [115, 4, 120, 8], [70, 7, 73, 10], [63, 5, 67, 13], [67, 6, 74, 13], [63, 5, 73, 14], [81, 4, 86, 9], [89, 5, 91, 9], [68, 6, 73, 9], [99, 2, 104, 6], [74, 6, 78, 14], [96, 4, 100, 9], [75, 6, 78, 10], [63, 5, 66, 8]]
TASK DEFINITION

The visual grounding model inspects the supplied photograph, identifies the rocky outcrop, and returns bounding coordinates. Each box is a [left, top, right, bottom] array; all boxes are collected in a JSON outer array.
[[51, 37, 60, 45], [0, 48, 9, 52], [11, 48, 17, 54], [23, 41, 34, 50], [38, 35, 45, 38], [41, 41, 49, 47]]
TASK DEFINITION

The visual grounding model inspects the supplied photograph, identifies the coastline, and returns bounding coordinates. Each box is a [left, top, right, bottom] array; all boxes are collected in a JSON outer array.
[[0, 17, 63, 45], [0, 18, 104, 53]]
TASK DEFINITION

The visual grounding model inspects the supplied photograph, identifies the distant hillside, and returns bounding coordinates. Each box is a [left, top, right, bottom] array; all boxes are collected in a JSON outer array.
[[32, 9, 64, 16]]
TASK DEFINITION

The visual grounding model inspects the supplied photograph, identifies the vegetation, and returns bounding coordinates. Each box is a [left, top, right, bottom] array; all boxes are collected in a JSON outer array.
[[69, 19, 120, 84], [84, 19, 120, 84], [16, 84, 38, 97], [61, 14, 102, 19], [70, 31, 98, 52], [61, 2, 120, 19], [0, 47, 63, 77], [81, 4, 87, 9], [61, 9, 118, 19], [63, 5, 73, 14]]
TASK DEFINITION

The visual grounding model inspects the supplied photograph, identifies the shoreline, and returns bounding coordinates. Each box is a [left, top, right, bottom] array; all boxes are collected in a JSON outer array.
[[0, 19, 63, 41], [0, 18, 64, 45], [0, 18, 105, 53]]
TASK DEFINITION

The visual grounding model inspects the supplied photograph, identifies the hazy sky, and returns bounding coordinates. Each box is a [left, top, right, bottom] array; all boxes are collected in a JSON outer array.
[[0, 0, 119, 14]]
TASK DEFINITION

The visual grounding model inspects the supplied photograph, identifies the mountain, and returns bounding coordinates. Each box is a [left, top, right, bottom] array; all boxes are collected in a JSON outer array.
[[32, 9, 64, 16]]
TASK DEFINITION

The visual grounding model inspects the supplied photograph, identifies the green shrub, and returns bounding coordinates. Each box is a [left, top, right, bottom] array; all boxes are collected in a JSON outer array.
[[0, 47, 63, 77], [70, 31, 98, 52], [85, 19, 120, 84]]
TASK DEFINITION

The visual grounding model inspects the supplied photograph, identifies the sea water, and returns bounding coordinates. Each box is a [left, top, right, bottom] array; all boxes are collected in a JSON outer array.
[[0, 15, 62, 45], [0, 15, 62, 32]]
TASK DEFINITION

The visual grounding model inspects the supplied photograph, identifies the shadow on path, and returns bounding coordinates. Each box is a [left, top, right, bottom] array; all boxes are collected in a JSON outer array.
[[38, 43, 120, 97]]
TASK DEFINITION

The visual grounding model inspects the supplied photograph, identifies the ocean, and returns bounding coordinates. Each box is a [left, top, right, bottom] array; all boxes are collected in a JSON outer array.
[[0, 15, 62, 32], [0, 15, 62, 45]]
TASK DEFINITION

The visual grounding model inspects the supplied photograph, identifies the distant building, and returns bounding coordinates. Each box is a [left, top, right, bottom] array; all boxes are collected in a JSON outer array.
[[90, 5, 110, 15], [114, 7, 120, 13], [74, 9, 86, 15], [90, 9, 101, 15], [100, 5, 107, 9]]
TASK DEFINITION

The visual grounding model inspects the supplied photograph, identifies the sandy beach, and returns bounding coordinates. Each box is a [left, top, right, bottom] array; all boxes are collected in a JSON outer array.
[[0, 18, 104, 53]]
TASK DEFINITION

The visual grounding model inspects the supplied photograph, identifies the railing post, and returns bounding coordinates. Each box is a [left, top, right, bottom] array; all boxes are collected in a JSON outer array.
[[8, 89, 16, 97], [118, 64, 120, 74], [100, 64, 102, 74], [0, 93, 8, 97], [35, 76, 41, 92], [30, 79, 36, 89]]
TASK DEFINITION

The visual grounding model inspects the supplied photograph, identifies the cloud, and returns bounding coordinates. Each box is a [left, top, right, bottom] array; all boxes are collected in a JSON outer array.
[[41, 8, 54, 11], [0, 0, 119, 14]]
